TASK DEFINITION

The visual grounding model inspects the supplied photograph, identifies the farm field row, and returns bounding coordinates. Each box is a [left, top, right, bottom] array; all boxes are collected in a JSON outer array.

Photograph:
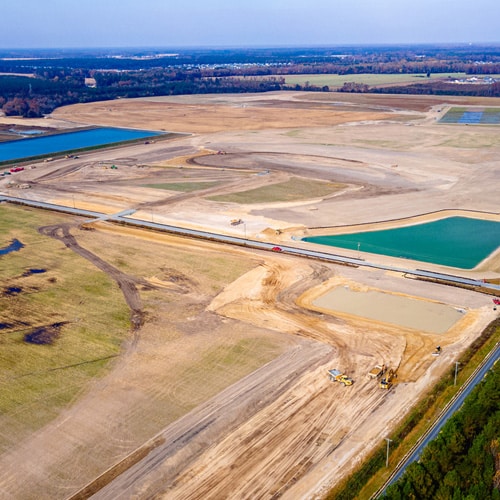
[[282, 72, 495, 88]]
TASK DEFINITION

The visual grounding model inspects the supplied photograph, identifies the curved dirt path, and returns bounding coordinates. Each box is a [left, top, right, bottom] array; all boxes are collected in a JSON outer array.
[[38, 223, 148, 335]]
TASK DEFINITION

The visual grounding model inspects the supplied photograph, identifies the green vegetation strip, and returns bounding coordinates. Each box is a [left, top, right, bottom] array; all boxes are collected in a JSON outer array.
[[327, 317, 500, 500], [142, 181, 220, 192], [208, 177, 345, 204]]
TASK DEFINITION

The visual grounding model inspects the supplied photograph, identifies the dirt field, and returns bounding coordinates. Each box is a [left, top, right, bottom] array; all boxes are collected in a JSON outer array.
[[0, 91, 499, 499]]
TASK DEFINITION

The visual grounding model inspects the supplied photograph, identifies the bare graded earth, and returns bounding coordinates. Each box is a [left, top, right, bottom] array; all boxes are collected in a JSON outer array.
[[0, 91, 499, 499]]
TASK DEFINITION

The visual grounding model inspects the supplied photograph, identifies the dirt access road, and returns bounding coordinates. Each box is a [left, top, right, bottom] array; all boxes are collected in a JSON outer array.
[[38, 223, 147, 334], [0, 91, 499, 499]]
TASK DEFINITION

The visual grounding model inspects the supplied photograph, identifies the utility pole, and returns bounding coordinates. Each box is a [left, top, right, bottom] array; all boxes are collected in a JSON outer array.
[[385, 438, 393, 467], [454, 361, 460, 386]]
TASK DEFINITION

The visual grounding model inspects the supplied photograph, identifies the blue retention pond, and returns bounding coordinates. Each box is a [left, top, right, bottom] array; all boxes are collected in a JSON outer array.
[[303, 217, 500, 269], [0, 239, 24, 256], [440, 107, 500, 125], [0, 127, 162, 162], [458, 111, 483, 124]]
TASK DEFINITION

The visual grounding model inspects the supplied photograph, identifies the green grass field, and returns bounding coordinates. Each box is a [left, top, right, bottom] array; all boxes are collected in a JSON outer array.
[[0, 203, 293, 497], [0, 203, 288, 460], [207, 177, 346, 204], [142, 181, 221, 192], [282, 72, 471, 88], [0, 205, 130, 446]]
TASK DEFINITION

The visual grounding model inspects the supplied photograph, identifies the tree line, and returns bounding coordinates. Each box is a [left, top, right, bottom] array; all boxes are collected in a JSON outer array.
[[382, 362, 500, 500], [371, 80, 500, 98], [1, 44, 499, 118], [0, 72, 285, 118]]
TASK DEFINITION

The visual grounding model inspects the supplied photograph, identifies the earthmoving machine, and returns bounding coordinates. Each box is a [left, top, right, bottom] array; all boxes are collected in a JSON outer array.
[[432, 345, 442, 356], [230, 219, 243, 226], [328, 369, 354, 386], [379, 368, 396, 390], [368, 364, 386, 379]]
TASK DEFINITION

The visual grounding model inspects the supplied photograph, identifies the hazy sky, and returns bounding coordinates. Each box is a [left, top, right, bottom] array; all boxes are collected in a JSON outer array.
[[2, 0, 499, 48]]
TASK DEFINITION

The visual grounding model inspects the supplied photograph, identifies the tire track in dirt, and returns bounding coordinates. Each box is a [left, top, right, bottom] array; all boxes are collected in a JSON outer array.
[[33, 163, 86, 182], [152, 353, 388, 500], [211, 259, 351, 354], [38, 223, 149, 343], [79, 251, 401, 499], [88, 340, 333, 500]]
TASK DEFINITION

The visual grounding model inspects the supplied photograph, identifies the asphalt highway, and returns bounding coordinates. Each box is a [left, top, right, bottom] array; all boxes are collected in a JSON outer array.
[[376, 342, 500, 497], [2, 194, 499, 292]]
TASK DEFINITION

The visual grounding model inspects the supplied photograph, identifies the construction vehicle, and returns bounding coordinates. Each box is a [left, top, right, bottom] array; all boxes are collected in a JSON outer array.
[[379, 368, 396, 390], [368, 364, 386, 379], [230, 219, 243, 226], [432, 345, 442, 356], [328, 369, 354, 386]]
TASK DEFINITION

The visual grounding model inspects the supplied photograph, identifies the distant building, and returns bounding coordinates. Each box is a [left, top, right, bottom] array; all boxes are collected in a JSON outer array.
[[84, 77, 97, 88]]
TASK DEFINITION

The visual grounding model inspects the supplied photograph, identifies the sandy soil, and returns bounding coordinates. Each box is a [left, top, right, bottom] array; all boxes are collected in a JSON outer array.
[[312, 286, 465, 334], [0, 115, 76, 130], [51, 92, 403, 134], [0, 91, 499, 499]]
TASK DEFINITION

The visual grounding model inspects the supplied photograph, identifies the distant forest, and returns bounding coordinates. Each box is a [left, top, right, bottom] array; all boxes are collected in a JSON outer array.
[[1, 45, 500, 118]]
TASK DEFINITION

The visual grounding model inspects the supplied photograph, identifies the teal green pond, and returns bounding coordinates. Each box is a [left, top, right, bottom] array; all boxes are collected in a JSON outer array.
[[303, 217, 500, 269]]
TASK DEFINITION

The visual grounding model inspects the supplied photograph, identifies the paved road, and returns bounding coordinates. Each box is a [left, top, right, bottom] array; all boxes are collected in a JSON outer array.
[[376, 342, 500, 497], [2, 194, 499, 292]]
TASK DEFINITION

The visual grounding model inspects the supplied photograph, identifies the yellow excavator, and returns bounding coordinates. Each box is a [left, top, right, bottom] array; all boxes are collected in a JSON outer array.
[[380, 368, 397, 390]]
